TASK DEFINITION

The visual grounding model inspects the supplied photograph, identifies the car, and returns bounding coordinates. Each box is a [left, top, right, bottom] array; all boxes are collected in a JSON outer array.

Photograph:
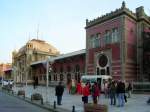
[[3, 80, 9, 86], [2, 79, 14, 86], [8, 80, 14, 85]]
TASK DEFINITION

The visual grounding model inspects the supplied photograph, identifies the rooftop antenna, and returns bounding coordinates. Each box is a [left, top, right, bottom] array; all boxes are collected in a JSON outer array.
[[148, 9, 150, 16], [36, 24, 39, 40], [28, 33, 31, 42]]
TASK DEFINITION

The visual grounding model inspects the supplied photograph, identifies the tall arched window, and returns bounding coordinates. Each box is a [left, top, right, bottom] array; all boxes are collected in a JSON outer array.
[[75, 64, 80, 83], [67, 73, 71, 85], [67, 66, 71, 72], [60, 66, 63, 81]]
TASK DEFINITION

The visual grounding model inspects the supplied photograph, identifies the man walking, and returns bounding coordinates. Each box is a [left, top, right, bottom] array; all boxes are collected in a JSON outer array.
[[55, 82, 64, 105]]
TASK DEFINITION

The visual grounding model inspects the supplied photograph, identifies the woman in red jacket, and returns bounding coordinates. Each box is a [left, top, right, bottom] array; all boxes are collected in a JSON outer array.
[[82, 83, 90, 104]]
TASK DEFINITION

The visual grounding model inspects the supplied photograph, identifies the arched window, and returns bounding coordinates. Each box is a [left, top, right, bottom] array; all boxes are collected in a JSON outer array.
[[75, 64, 80, 72], [75, 64, 80, 83], [67, 66, 71, 72], [60, 66, 63, 73], [67, 73, 71, 85]]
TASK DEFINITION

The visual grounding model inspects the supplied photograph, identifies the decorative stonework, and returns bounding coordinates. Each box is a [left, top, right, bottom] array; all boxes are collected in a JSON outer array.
[[86, 1, 150, 28]]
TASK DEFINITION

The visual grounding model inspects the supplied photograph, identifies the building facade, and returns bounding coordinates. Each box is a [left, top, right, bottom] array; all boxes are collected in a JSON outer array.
[[30, 49, 85, 85], [85, 2, 150, 82], [0, 63, 12, 79], [12, 39, 60, 83], [11, 2, 150, 85]]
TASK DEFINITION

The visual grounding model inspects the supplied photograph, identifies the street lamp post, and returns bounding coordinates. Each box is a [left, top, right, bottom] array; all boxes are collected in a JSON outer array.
[[46, 56, 53, 103], [46, 58, 49, 103]]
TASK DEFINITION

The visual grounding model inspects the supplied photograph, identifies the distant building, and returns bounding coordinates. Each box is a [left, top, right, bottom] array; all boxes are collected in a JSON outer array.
[[12, 39, 60, 83], [0, 63, 12, 79], [85, 1, 150, 82]]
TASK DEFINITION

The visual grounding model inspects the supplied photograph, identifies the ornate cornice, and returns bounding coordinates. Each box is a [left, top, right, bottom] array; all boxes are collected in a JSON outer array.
[[86, 2, 136, 29], [85, 1, 150, 29]]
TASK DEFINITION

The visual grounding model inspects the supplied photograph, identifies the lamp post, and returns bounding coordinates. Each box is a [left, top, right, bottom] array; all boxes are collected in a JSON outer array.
[[46, 56, 53, 103], [13, 66, 17, 90], [46, 58, 49, 103]]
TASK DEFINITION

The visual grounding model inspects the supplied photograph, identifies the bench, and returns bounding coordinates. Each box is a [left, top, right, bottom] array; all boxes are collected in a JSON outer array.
[[17, 90, 25, 98], [31, 93, 43, 104]]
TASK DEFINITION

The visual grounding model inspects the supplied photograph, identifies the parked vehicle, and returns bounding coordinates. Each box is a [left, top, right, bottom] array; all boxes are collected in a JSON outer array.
[[81, 75, 112, 92], [3, 80, 9, 86], [2, 79, 14, 86]]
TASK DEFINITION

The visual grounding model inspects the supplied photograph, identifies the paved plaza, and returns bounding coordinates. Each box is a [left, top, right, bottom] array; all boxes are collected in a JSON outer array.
[[12, 85, 150, 112]]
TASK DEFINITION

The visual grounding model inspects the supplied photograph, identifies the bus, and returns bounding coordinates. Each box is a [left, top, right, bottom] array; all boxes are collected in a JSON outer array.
[[81, 75, 112, 92]]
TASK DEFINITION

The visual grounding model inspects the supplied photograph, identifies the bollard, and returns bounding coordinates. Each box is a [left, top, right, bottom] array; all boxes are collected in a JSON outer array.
[[54, 101, 56, 109], [72, 105, 75, 112], [41, 98, 43, 105]]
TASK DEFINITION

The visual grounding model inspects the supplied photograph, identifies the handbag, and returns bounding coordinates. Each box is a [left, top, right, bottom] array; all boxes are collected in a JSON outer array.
[[82, 96, 85, 102]]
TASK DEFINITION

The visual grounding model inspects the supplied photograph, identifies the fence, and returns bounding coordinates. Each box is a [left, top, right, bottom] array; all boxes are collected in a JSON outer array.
[[132, 82, 150, 93]]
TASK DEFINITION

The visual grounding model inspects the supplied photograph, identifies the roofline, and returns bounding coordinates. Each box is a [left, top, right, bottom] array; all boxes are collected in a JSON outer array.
[[54, 49, 86, 60], [30, 49, 86, 66]]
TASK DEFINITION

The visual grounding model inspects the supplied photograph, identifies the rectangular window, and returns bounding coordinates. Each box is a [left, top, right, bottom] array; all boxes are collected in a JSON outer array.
[[94, 35, 99, 48], [89, 34, 101, 48], [112, 28, 119, 43], [105, 30, 111, 44], [89, 35, 94, 48]]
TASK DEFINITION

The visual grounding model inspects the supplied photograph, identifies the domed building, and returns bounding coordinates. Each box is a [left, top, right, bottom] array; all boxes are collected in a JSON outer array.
[[12, 39, 60, 84]]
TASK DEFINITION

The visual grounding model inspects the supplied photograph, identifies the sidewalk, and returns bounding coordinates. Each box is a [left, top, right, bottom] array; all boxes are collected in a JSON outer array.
[[12, 85, 150, 112]]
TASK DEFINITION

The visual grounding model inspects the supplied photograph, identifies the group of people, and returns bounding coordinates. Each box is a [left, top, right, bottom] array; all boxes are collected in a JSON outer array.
[[82, 79, 133, 107], [82, 82, 100, 104], [55, 79, 133, 107], [67, 79, 83, 95], [104, 80, 132, 107]]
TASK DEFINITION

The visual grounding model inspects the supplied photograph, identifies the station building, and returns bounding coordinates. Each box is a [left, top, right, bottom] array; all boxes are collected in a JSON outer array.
[[12, 2, 150, 85], [85, 2, 150, 82]]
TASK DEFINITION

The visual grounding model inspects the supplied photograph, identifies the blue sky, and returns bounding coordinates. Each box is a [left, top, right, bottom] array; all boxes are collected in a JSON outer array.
[[0, 0, 149, 63]]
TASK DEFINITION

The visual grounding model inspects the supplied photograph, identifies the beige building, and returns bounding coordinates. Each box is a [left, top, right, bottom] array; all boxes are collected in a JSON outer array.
[[12, 39, 60, 84]]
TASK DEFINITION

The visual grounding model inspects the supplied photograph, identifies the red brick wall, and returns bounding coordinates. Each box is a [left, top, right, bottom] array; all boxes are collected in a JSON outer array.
[[86, 17, 122, 75]]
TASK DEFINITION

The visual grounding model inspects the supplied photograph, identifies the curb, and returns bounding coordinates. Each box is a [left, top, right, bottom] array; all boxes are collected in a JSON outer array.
[[0, 89, 71, 112]]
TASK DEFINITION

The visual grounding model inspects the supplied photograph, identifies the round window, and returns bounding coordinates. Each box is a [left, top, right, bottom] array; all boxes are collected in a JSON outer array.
[[98, 54, 108, 67]]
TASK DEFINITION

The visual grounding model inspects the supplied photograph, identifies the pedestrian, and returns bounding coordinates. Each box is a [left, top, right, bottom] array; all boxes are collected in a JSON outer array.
[[109, 81, 116, 105], [147, 97, 150, 104], [33, 76, 36, 89], [71, 79, 76, 94], [55, 82, 64, 105], [116, 80, 125, 107], [82, 83, 90, 104], [103, 80, 108, 98], [67, 81, 71, 94], [77, 81, 82, 94], [91, 82, 100, 104], [127, 82, 132, 98]]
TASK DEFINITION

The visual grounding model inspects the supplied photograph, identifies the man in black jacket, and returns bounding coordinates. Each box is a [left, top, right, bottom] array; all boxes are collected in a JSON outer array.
[[55, 82, 64, 105]]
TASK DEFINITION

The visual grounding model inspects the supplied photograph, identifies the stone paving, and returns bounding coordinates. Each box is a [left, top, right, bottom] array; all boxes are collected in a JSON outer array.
[[12, 85, 150, 112]]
